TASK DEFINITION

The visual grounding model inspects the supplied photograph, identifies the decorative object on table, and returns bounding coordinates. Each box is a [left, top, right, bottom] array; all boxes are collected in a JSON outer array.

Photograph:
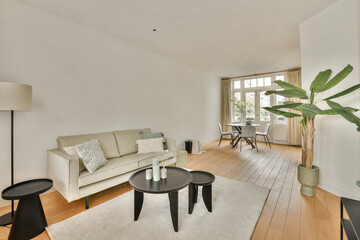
[[75, 139, 107, 174], [161, 160, 167, 179], [230, 98, 254, 123], [217, 123, 234, 147], [263, 64, 360, 196], [185, 140, 192, 153], [188, 171, 215, 215], [145, 169, 153, 180], [245, 120, 252, 125], [136, 138, 166, 154], [256, 123, 271, 149], [0, 82, 32, 226], [129, 166, 191, 232], [175, 150, 188, 167], [152, 158, 160, 181], [1, 179, 52, 240]]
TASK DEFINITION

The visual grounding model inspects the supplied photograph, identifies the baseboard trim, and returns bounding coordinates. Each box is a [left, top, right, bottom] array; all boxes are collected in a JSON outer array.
[[318, 181, 360, 200]]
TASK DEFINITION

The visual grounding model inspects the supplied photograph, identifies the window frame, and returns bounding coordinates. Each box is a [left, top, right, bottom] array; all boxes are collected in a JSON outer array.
[[231, 72, 287, 124]]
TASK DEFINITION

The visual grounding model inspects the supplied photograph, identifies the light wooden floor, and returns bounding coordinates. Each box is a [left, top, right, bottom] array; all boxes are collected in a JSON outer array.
[[0, 140, 341, 240]]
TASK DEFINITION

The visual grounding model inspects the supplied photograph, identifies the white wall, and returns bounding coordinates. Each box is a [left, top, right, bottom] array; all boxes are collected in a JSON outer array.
[[300, 0, 360, 198], [0, 0, 220, 206]]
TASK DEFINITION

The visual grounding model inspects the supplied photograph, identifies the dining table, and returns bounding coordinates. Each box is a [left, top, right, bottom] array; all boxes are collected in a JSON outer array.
[[225, 123, 261, 149]]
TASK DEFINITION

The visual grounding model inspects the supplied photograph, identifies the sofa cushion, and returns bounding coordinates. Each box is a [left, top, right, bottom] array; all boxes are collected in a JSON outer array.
[[78, 151, 174, 187], [57, 132, 120, 159], [113, 128, 151, 156]]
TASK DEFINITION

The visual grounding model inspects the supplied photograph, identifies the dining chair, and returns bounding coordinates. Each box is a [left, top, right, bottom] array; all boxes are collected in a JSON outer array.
[[218, 123, 233, 147], [256, 123, 271, 148], [238, 125, 258, 152]]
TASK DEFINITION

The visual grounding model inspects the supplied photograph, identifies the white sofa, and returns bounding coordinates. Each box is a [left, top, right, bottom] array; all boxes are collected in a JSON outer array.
[[48, 128, 176, 208]]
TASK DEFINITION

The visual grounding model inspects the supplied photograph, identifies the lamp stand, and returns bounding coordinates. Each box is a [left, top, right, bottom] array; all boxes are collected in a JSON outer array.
[[0, 110, 16, 226]]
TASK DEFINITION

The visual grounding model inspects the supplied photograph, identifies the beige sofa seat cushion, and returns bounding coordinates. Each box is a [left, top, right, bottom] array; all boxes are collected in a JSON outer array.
[[114, 128, 151, 156], [78, 151, 174, 187], [57, 132, 120, 159]]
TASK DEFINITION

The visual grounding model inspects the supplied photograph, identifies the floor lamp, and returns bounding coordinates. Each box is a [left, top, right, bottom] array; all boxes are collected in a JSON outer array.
[[0, 82, 32, 226]]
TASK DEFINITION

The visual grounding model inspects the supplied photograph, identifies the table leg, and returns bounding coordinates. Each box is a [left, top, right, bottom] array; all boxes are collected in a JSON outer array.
[[202, 184, 212, 212], [134, 190, 143, 221], [169, 191, 179, 232], [188, 184, 195, 214], [8, 195, 47, 240]]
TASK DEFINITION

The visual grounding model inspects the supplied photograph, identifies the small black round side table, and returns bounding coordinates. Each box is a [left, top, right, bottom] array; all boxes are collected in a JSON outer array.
[[188, 171, 215, 214], [1, 178, 53, 240]]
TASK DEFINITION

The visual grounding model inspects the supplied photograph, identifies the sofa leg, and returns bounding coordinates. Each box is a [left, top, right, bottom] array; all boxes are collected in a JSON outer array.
[[85, 196, 89, 209]]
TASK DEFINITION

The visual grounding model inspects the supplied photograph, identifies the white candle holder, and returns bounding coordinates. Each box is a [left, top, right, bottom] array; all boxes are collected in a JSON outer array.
[[161, 168, 167, 179], [146, 169, 152, 180]]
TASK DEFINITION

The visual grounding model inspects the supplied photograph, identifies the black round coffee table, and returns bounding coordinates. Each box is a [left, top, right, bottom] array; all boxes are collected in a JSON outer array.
[[1, 178, 53, 240], [129, 166, 191, 232], [188, 171, 215, 214]]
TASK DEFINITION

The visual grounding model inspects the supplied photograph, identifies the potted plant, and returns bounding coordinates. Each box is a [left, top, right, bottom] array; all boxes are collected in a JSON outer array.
[[263, 65, 360, 196], [231, 98, 254, 123]]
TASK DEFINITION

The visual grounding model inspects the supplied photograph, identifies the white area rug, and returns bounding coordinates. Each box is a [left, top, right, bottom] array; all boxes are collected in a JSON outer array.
[[46, 176, 269, 240]]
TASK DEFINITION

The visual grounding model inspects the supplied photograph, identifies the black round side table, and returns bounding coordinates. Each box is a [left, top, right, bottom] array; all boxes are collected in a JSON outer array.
[[129, 166, 191, 232], [1, 178, 53, 240], [188, 171, 215, 214]]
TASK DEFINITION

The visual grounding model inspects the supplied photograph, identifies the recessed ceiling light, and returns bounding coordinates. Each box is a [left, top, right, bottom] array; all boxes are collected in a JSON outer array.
[[153, 29, 157, 32]]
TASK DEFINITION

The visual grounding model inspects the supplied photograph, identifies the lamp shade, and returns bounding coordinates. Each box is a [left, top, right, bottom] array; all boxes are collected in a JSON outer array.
[[0, 82, 32, 111]]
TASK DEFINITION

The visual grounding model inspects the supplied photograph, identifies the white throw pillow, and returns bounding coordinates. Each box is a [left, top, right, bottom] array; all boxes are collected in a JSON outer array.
[[75, 139, 107, 174], [63, 146, 86, 172], [136, 138, 166, 154]]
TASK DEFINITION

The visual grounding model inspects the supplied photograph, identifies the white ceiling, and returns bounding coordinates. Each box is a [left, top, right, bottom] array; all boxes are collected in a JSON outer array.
[[21, 0, 337, 77]]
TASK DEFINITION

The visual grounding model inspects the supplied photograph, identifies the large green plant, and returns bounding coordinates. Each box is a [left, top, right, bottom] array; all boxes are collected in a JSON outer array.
[[264, 65, 360, 168]]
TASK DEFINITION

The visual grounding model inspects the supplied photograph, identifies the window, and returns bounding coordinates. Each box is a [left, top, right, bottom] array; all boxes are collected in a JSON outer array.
[[231, 72, 287, 124], [260, 91, 270, 121], [275, 92, 287, 124], [245, 92, 255, 120]]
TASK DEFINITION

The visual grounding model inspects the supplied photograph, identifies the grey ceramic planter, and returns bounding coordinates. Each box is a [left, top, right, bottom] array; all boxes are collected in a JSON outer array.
[[297, 164, 319, 197]]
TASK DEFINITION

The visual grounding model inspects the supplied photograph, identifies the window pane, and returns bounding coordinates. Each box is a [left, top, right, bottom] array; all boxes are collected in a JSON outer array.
[[244, 79, 251, 88], [258, 78, 264, 87], [260, 91, 270, 121], [234, 80, 241, 89], [233, 92, 241, 121], [251, 79, 257, 87], [264, 77, 271, 86], [275, 93, 287, 123], [245, 92, 255, 121], [276, 75, 284, 81]]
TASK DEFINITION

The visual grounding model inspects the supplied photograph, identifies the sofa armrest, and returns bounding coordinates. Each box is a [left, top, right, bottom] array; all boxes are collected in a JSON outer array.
[[165, 138, 176, 151], [48, 149, 80, 202]]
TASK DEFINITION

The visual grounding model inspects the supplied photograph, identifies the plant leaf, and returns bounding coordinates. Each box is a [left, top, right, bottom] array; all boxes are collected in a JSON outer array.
[[318, 107, 359, 115], [265, 90, 308, 99], [324, 83, 360, 100], [263, 107, 302, 118], [321, 65, 353, 92], [272, 103, 303, 110], [301, 104, 322, 116], [326, 100, 360, 131], [310, 69, 332, 92], [274, 80, 307, 94]]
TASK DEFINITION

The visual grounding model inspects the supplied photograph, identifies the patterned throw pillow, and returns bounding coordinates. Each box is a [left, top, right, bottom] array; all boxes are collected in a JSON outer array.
[[136, 138, 166, 154], [63, 146, 86, 172], [141, 132, 167, 150], [75, 139, 107, 174]]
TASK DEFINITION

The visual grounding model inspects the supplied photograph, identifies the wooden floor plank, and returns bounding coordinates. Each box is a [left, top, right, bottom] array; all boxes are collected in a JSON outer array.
[[0, 140, 340, 240]]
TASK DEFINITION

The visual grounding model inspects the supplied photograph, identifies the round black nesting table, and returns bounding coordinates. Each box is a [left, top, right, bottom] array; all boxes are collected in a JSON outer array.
[[129, 166, 191, 232], [188, 171, 215, 214], [1, 178, 53, 240]]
